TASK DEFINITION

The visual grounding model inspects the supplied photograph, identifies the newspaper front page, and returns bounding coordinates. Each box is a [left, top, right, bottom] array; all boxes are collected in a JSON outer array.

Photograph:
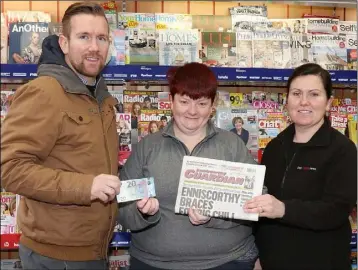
[[174, 156, 266, 221]]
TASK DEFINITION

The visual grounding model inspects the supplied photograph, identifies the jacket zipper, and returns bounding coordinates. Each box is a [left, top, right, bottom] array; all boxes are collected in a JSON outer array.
[[281, 152, 296, 196], [97, 99, 118, 260], [100, 103, 113, 260]]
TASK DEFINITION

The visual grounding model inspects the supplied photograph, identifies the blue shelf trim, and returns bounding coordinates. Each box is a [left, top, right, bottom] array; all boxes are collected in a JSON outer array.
[[1, 64, 357, 83], [352, 231, 357, 248], [109, 232, 131, 248]]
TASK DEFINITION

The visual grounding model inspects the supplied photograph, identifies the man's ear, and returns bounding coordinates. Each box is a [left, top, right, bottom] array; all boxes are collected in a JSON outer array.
[[58, 34, 69, 54]]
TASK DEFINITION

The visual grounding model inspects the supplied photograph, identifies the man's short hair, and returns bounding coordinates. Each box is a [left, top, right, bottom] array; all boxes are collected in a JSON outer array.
[[62, 2, 108, 38], [160, 116, 168, 121]]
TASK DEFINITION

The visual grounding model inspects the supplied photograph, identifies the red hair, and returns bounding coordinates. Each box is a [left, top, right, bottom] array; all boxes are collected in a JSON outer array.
[[167, 63, 217, 103]]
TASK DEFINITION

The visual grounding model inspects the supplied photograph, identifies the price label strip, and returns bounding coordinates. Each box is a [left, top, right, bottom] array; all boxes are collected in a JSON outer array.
[[117, 177, 156, 203]]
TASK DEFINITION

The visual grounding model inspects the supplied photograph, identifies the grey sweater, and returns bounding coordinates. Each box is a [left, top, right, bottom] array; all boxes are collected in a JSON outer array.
[[118, 120, 258, 270]]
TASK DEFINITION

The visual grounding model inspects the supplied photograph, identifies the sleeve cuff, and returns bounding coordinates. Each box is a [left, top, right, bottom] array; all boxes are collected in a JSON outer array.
[[78, 174, 95, 205]]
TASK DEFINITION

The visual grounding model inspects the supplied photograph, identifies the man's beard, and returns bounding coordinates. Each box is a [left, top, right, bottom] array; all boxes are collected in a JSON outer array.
[[70, 56, 104, 78]]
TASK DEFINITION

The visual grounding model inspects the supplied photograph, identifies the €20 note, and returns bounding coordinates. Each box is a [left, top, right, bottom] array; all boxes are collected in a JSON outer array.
[[116, 177, 156, 203]]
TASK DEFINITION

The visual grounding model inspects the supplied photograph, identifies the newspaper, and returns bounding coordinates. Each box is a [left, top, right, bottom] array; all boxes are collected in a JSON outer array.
[[236, 32, 253, 68], [174, 156, 266, 221], [229, 6, 269, 32], [252, 31, 291, 68]]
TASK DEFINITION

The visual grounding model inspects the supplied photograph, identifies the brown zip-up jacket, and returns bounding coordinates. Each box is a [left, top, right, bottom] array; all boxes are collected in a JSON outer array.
[[1, 37, 119, 261]]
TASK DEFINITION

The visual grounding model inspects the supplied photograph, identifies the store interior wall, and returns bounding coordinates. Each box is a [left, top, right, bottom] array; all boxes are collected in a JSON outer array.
[[1, 1, 357, 22]]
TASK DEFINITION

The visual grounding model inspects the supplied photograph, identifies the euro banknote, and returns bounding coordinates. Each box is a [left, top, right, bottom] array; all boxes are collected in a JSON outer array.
[[117, 177, 156, 203]]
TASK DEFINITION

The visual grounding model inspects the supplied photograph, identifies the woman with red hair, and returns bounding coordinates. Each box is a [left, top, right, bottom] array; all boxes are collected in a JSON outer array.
[[119, 63, 258, 270]]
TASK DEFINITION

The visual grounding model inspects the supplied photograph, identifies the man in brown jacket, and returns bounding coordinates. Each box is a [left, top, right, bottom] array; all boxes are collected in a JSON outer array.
[[1, 2, 121, 269]]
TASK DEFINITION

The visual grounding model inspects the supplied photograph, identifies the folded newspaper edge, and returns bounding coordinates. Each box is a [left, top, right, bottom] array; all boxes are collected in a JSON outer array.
[[174, 156, 266, 221]]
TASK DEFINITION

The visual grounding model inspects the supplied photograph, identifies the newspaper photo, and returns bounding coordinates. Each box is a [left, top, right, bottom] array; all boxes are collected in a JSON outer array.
[[174, 156, 266, 221]]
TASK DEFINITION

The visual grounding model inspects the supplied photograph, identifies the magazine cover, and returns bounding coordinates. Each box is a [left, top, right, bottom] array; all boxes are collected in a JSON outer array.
[[155, 13, 192, 30], [329, 113, 348, 134], [107, 29, 127, 66], [216, 107, 259, 152], [252, 31, 291, 69], [1, 24, 7, 63], [117, 12, 157, 65], [158, 91, 171, 110], [109, 254, 130, 270], [158, 29, 200, 66], [258, 110, 287, 148], [304, 16, 339, 34], [116, 113, 131, 150], [174, 156, 266, 221], [201, 32, 236, 67], [290, 34, 312, 68], [346, 35, 357, 71], [138, 109, 172, 140], [308, 34, 348, 70], [329, 98, 349, 114], [123, 90, 159, 112], [1, 192, 18, 235], [348, 114, 357, 145], [1, 90, 15, 114], [1, 12, 5, 26], [236, 32, 253, 68], [252, 98, 281, 111], [269, 19, 308, 34], [48, 22, 62, 36], [123, 90, 159, 129], [1, 111, 6, 126], [228, 93, 244, 108], [216, 90, 231, 108], [339, 21, 357, 36], [110, 89, 124, 113], [8, 22, 49, 64], [6, 10, 51, 27], [104, 9, 118, 30]]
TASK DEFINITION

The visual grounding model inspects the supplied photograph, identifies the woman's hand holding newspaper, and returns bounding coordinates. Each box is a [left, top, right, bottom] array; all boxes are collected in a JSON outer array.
[[243, 194, 285, 219], [188, 208, 211, 225]]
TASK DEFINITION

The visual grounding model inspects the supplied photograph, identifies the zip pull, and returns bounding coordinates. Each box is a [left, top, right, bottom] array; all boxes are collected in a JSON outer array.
[[281, 152, 296, 190]]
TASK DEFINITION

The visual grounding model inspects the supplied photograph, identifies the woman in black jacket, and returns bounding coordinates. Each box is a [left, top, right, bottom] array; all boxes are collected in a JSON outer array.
[[244, 63, 357, 270]]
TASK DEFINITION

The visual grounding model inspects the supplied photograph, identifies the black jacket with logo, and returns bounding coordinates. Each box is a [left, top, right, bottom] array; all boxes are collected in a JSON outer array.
[[255, 118, 357, 270]]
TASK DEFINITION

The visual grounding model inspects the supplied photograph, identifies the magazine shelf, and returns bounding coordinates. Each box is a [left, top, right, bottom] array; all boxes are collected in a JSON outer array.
[[0, 232, 130, 250], [0, 233, 21, 250], [1, 64, 357, 85]]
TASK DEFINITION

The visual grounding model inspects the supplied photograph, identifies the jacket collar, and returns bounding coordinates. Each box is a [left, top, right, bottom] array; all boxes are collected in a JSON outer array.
[[277, 117, 332, 147], [37, 35, 111, 104]]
